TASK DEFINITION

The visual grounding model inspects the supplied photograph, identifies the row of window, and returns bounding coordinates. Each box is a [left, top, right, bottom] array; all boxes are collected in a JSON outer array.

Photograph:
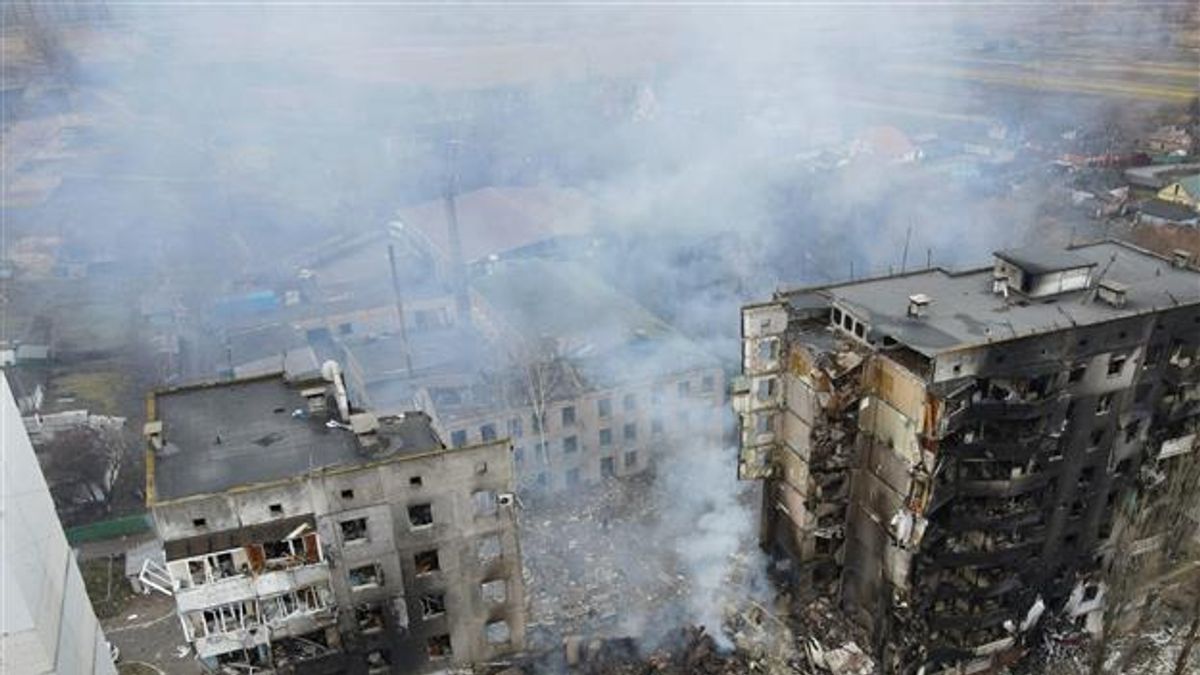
[[181, 583, 331, 641], [338, 491, 502, 545], [521, 451, 638, 487], [448, 376, 719, 448]]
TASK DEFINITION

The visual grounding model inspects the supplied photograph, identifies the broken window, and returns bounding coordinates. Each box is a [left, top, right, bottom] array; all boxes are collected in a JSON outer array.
[[1107, 354, 1127, 377], [600, 456, 616, 478], [480, 424, 497, 442], [296, 584, 326, 611], [623, 422, 637, 442], [340, 517, 368, 544], [757, 338, 779, 362], [415, 549, 439, 575], [348, 564, 382, 589], [477, 535, 502, 565], [599, 428, 612, 446], [508, 417, 523, 438], [410, 475, 423, 487], [625, 451, 637, 468], [427, 634, 452, 659], [341, 488, 355, 500], [408, 503, 433, 528], [481, 579, 507, 603], [598, 398, 612, 418], [563, 435, 578, 453], [450, 430, 467, 448], [269, 503, 284, 516], [188, 559, 207, 585], [192, 517, 207, 528], [756, 377, 777, 401], [1124, 420, 1142, 443], [1069, 364, 1087, 383], [623, 393, 637, 411], [213, 552, 236, 578], [1096, 393, 1114, 415], [561, 406, 576, 426], [473, 491, 498, 517], [356, 603, 385, 633], [486, 620, 511, 645], [421, 593, 446, 618]]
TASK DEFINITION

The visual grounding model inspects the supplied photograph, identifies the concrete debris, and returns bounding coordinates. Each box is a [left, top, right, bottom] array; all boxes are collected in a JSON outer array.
[[821, 642, 874, 675]]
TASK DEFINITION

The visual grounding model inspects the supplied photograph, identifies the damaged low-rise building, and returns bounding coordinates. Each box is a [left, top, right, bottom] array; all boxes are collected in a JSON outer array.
[[143, 362, 525, 674], [735, 241, 1200, 674], [426, 259, 726, 493]]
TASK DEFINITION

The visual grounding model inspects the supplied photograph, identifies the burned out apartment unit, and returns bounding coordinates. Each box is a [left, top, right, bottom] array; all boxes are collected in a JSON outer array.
[[734, 241, 1200, 674], [143, 363, 525, 674]]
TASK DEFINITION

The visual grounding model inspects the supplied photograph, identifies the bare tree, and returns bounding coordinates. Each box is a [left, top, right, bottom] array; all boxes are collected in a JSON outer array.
[[37, 425, 125, 513]]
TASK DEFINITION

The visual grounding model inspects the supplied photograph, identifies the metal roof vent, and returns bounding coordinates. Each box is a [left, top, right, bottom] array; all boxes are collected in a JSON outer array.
[[1096, 279, 1128, 308], [907, 293, 931, 318]]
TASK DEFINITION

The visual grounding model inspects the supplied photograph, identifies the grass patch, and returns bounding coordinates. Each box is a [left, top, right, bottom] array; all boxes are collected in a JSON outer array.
[[51, 369, 130, 415], [80, 556, 135, 619]]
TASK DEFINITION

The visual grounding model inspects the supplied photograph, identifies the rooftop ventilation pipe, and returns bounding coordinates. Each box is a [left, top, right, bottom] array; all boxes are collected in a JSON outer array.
[[907, 293, 931, 318]]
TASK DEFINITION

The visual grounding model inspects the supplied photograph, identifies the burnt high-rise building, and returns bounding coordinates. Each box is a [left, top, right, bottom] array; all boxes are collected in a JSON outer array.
[[734, 241, 1200, 674]]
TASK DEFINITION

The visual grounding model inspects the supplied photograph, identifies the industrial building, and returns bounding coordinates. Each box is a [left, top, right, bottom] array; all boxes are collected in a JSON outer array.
[[1, 374, 118, 675], [143, 364, 525, 674], [735, 241, 1200, 673]]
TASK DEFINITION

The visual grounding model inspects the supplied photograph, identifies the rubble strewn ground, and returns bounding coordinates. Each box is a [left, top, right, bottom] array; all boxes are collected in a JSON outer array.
[[518, 465, 874, 675], [521, 472, 696, 650]]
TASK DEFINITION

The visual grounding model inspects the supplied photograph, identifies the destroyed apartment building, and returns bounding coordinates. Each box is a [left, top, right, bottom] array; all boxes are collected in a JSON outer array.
[[735, 241, 1200, 674], [141, 362, 526, 674]]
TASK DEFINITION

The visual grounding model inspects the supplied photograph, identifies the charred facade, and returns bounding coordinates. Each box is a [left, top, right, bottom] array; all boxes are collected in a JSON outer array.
[[735, 241, 1200, 674], [143, 364, 525, 674]]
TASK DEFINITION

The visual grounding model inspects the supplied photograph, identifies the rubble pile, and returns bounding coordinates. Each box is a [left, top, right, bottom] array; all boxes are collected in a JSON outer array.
[[521, 473, 692, 648]]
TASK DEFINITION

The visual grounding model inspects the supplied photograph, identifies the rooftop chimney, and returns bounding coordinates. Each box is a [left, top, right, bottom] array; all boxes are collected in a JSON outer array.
[[1172, 249, 1193, 269], [907, 293, 931, 318]]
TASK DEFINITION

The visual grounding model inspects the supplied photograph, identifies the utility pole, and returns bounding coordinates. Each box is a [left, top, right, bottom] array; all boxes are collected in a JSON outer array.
[[443, 139, 471, 327], [387, 244, 414, 376]]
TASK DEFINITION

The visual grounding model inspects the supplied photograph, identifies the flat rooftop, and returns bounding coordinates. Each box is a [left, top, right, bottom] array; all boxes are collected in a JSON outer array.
[[150, 373, 443, 502], [785, 240, 1200, 358]]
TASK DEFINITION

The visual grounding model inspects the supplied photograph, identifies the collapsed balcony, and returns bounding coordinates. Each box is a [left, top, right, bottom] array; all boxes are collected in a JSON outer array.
[[926, 566, 1027, 600], [930, 527, 1046, 567]]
